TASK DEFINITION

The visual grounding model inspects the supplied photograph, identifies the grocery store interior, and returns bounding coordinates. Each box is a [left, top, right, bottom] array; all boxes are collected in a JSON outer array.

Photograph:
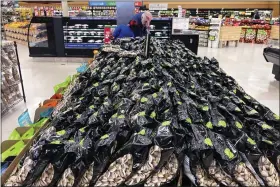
[[1, 0, 280, 185]]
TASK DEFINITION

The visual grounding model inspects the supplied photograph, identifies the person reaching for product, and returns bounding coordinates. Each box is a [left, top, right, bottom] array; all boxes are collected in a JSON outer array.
[[112, 20, 137, 39], [130, 11, 153, 37]]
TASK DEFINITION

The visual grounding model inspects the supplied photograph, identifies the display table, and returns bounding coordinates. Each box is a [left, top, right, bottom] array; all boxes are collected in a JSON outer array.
[[171, 34, 199, 54], [240, 26, 271, 44], [271, 25, 279, 40], [219, 26, 242, 48]]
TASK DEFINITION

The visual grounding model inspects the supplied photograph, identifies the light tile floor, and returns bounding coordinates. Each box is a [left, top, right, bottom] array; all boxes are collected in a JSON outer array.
[[1, 43, 279, 140]]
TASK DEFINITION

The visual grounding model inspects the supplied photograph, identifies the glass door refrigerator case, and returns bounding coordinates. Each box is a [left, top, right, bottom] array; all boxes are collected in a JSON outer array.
[[28, 16, 57, 57], [149, 18, 172, 40], [63, 17, 116, 57]]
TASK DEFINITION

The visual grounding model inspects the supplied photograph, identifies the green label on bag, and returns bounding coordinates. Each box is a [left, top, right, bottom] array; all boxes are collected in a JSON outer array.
[[79, 97, 84, 101], [244, 95, 251, 100], [138, 129, 146, 135], [263, 140, 273, 145], [186, 118, 192, 124], [143, 83, 149, 86], [113, 85, 119, 91], [138, 111, 146, 116], [248, 109, 258, 115], [204, 138, 213, 146], [159, 87, 163, 92], [218, 120, 227, 128], [224, 148, 234, 159], [112, 113, 118, 118], [77, 114, 81, 119], [51, 140, 61, 144], [235, 121, 243, 129], [162, 121, 171, 126], [177, 101, 182, 105], [57, 130, 66, 136], [176, 91, 179, 95], [118, 115, 125, 119], [233, 89, 237, 94], [262, 123, 272, 130], [79, 139, 84, 146], [239, 99, 245, 104], [206, 122, 213, 129], [93, 111, 98, 117], [79, 127, 86, 133], [164, 109, 169, 113], [167, 82, 172, 87], [202, 106, 209, 111], [150, 111, 156, 119], [273, 114, 279, 120], [247, 137, 256, 145], [93, 82, 99, 87], [152, 93, 158, 98], [68, 139, 75, 143], [89, 105, 95, 109], [100, 134, 109, 140], [141, 97, 148, 103], [235, 107, 241, 112]]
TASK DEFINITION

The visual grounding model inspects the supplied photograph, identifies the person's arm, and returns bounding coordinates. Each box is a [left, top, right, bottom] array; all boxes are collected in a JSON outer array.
[[112, 26, 121, 39]]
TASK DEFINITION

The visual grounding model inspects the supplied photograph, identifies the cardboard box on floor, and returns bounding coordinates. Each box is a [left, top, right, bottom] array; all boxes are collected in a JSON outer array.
[[1, 121, 50, 185]]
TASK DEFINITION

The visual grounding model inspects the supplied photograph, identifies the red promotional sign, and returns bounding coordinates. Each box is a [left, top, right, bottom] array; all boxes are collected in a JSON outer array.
[[134, 1, 142, 7], [104, 27, 111, 44]]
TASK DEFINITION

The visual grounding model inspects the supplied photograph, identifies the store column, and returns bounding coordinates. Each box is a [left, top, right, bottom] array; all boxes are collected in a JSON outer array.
[[61, 0, 69, 16]]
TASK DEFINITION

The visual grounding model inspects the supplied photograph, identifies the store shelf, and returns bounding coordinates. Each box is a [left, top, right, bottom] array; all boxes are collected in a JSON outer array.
[[153, 36, 169, 39], [64, 28, 104, 31], [150, 29, 170, 32], [67, 36, 104, 38], [1, 97, 23, 115], [2, 64, 18, 71]]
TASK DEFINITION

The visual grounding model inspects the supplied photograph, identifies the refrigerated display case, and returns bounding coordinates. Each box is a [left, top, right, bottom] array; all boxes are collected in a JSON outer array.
[[62, 17, 116, 57], [28, 16, 116, 57], [149, 17, 172, 40]]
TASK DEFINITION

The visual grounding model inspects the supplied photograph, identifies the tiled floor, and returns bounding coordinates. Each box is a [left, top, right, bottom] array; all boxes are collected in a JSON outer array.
[[1, 43, 279, 140]]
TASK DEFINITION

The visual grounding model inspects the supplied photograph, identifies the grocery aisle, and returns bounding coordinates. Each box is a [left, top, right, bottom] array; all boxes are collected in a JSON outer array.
[[1, 43, 279, 140]]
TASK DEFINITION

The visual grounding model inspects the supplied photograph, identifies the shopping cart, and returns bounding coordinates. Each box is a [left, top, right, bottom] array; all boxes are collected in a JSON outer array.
[[263, 39, 280, 81]]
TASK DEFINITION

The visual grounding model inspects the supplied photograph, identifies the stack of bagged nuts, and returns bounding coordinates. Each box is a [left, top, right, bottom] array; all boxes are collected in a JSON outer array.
[[258, 156, 280, 187], [125, 146, 161, 186], [208, 160, 238, 186], [79, 162, 94, 186], [95, 154, 133, 186], [234, 163, 260, 187], [34, 164, 54, 186], [57, 168, 75, 187], [144, 154, 178, 187], [5, 157, 34, 186], [195, 165, 219, 187]]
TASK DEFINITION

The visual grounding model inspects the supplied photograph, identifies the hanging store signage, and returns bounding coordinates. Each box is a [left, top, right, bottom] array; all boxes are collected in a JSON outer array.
[[149, 3, 168, 10], [88, 1, 116, 7], [134, 1, 142, 7]]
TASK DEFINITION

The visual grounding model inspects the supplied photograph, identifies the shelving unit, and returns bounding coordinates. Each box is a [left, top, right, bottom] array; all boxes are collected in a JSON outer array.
[[150, 18, 172, 40], [1, 41, 26, 115], [208, 18, 222, 48]]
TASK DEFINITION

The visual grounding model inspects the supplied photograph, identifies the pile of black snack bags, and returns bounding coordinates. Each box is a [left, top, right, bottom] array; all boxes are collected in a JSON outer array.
[[5, 38, 280, 187]]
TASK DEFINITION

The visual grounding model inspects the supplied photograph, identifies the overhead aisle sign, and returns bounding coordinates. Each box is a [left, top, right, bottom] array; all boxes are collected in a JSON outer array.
[[149, 3, 168, 10], [88, 1, 116, 6]]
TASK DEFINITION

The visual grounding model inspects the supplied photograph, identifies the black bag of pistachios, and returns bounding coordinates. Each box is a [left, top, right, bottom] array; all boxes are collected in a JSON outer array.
[[208, 131, 265, 187], [88, 131, 119, 186], [22, 144, 65, 187], [95, 131, 152, 187]]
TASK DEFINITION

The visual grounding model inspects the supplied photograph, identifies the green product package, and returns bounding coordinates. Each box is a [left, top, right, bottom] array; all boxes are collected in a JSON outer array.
[[53, 75, 72, 94], [8, 129, 21, 140], [1, 141, 25, 161], [30, 118, 48, 127], [21, 128, 35, 140]]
